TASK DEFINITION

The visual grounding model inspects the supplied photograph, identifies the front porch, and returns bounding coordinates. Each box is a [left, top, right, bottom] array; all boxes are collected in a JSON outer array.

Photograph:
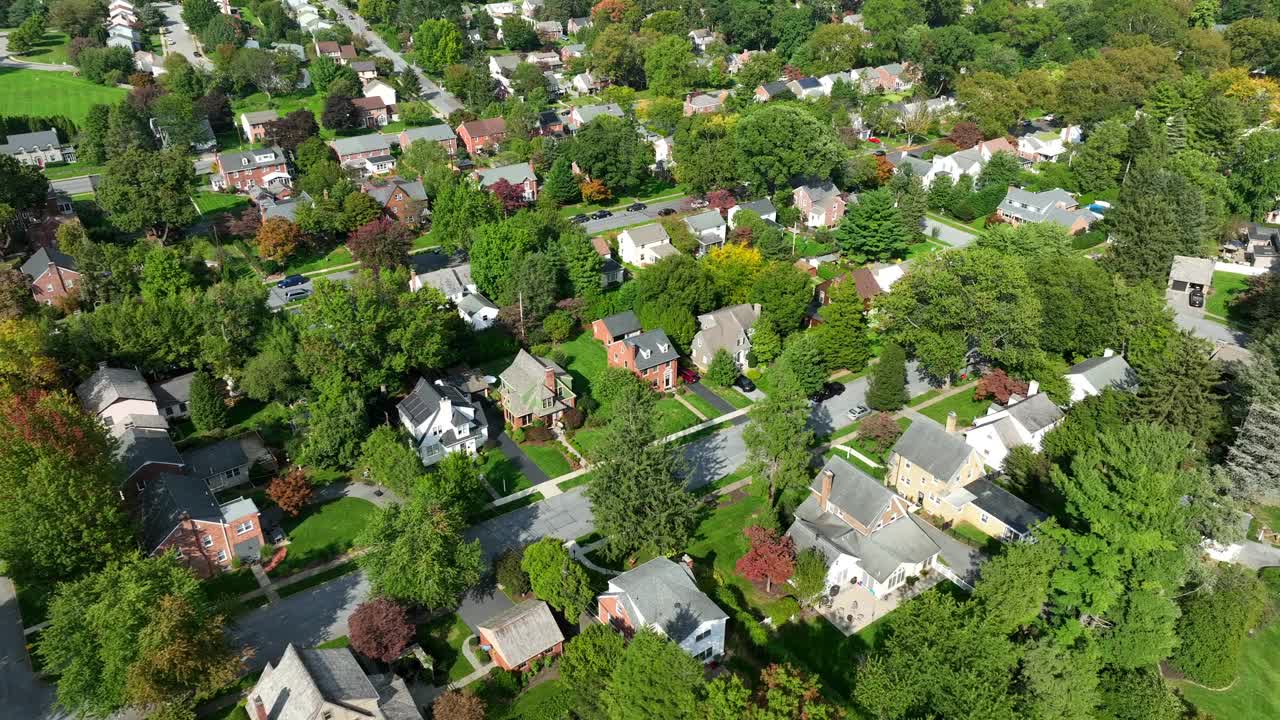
[[814, 571, 947, 636]]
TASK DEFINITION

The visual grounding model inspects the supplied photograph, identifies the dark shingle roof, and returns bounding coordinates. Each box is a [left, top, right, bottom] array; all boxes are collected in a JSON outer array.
[[964, 477, 1047, 535], [625, 329, 679, 371], [141, 472, 221, 550], [181, 433, 268, 481], [890, 421, 975, 482], [119, 427, 184, 479], [77, 366, 155, 414], [599, 310, 641, 339], [20, 246, 77, 278], [608, 558, 727, 639], [149, 372, 194, 407]]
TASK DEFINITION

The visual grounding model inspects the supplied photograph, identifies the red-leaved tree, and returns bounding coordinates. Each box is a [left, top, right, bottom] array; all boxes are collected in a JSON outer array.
[[856, 412, 903, 452], [973, 369, 1029, 405], [347, 218, 413, 273], [706, 189, 736, 214], [349, 597, 416, 663], [948, 121, 983, 149], [736, 525, 795, 593], [489, 178, 529, 214], [267, 468, 313, 517]]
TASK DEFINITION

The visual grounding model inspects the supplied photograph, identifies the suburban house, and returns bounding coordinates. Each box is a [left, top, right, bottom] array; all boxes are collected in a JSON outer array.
[[259, 190, 313, 222], [397, 377, 489, 466], [995, 187, 1095, 234], [362, 177, 429, 224], [409, 263, 499, 331], [483, 1, 517, 19], [683, 91, 729, 116], [150, 115, 216, 153], [78, 365, 167, 430], [534, 110, 567, 137], [248, 644, 423, 720], [567, 16, 592, 33], [617, 223, 680, 267], [21, 246, 80, 306], [475, 162, 539, 201], [786, 77, 824, 99], [352, 96, 393, 128], [1065, 349, 1139, 404], [727, 198, 778, 228], [963, 387, 1064, 470], [755, 81, 790, 102], [793, 181, 847, 228], [457, 117, 508, 156], [786, 456, 941, 598], [592, 311, 680, 391], [597, 557, 728, 662], [1, 129, 73, 167], [498, 350, 577, 429], [1016, 127, 1081, 163], [314, 40, 357, 64], [119, 425, 185, 487], [350, 60, 378, 80], [181, 432, 275, 492], [687, 28, 719, 52], [400, 124, 458, 156], [107, 25, 141, 50], [570, 71, 604, 96], [592, 237, 625, 286], [143, 474, 263, 577], [211, 147, 291, 193], [850, 63, 914, 92], [535, 20, 563, 40], [683, 209, 728, 255], [926, 137, 1017, 186], [363, 79, 398, 107], [807, 268, 883, 327], [331, 134, 395, 173], [148, 371, 195, 421], [567, 102, 624, 131], [477, 600, 565, 672], [887, 418, 1045, 540], [1168, 255, 1215, 298], [239, 110, 279, 142], [888, 96, 956, 126], [487, 53, 523, 89], [817, 71, 851, 95], [560, 44, 585, 62], [690, 303, 761, 371]]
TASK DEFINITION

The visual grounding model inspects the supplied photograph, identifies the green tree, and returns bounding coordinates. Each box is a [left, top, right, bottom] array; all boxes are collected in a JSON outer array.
[[544, 156, 580, 205], [399, 138, 455, 197], [791, 548, 828, 606], [188, 370, 227, 432], [521, 537, 595, 619], [1106, 160, 1210, 285], [706, 348, 739, 387], [972, 535, 1059, 634], [1171, 564, 1267, 687], [773, 331, 828, 396], [860, 0, 926, 62], [97, 148, 197, 241], [1019, 639, 1102, 720], [139, 246, 195, 301], [791, 23, 866, 76], [644, 34, 697, 97], [501, 15, 539, 50], [956, 71, 1028, 137], [561, 624, 625, 718], [1097, 669, 1182, 720], [431, 177, 502, 253], [572, 115, 655, 194], [743, 367, 814, 505], [297, 374, 368, 468], [734, 105, 845, 192], [750, 315, 782, 364], [1230, 127, 1280, 220], [834, 188, 911, 263], [814, 279, 871, 373], [558, 230, 603, 300], [181, 0, 219, 31], [866, 343, 908, 410], [889, 170, 928, 239], [1135, 331, 1222, 446], [605, 630, 705, 720], [357, 486, 484, 607], [412, 19, 464, 72], [589, 23, 646, 88], [748, 262, 814, 334], [357, 425, 422, 496]]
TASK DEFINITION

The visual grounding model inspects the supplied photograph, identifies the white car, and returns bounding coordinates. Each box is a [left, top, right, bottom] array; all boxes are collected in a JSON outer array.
[[846, 405, 871, 422]]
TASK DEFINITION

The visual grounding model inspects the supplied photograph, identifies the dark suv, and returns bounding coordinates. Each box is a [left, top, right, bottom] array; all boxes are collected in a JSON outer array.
[[811, 382, 846, 403]]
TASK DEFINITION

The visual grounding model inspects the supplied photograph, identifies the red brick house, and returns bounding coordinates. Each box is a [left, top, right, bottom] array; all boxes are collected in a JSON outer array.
[[211, 147, 291, 193], [477, 600, 565, 671], [475, 162, 538, 201], [239, 110, 278, 142], [457, 117, 508, 155], [400, 124, 458, 156], [21, 246, 80, 306], [597, 557, 728, 662], [807, 267, 882, 327], [143, 474, 264, 578], [498, 349, 577, 428], [331, 134, 394, 171], [793, 181, 846, 228], [362, 177, 429, 224], [592, 311, 679, 391], [314, 40, 356, 64], [352, 96, 392, 128]]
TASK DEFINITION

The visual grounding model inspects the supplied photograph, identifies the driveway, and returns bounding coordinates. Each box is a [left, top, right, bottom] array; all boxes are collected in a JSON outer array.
[[580, 196, 692, 235], [1165, 289, 1250, 349], [493, 433, 550, 487], [155, 2, 211, 70], [311, 480, 402, 508], [807, 361, 934, 438], [50, 176, 97, 195], [0, 578, 66, 720], [1236, 541, 1280, 570], [924, 217, 978, 247], [687, 382, 734, 415], [266, 269, 356, 309], [681, 415, 749, 489]]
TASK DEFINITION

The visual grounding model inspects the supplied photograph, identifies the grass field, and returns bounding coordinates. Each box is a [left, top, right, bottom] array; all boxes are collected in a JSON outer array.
[[920, 388, 989, 428], [417, 613, 477, 683], [653, 395, 699, 437], [13, 32, 70, 65], [0, 69, 127, 123], [682, 390, 722, 419], [271, 497, 376, 577], [1207, 271, 1252, 328], [41, 161, 105, 180]]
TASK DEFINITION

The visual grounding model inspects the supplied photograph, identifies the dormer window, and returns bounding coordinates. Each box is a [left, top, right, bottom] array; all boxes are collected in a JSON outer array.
[[657, 342, 669, 353], [241, 158, 249, 166]]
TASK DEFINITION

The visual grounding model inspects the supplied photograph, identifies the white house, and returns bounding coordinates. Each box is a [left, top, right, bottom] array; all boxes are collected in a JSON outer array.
[[682, 209, 727, 255], [362, 79, 397, 106], [727, 198, 777, 227], [77, 365, 165, 430], [690, 303, 760, 371], [397, 377, 488, 466], [409, 263, 499, 330], [617, 223, 679, 267], [786, 456, 941, 598], [963, 388, 1064, 470], [924, 137, 1018, 186], [597, 557, 728, 663], [1064, 349, 1139, 404]]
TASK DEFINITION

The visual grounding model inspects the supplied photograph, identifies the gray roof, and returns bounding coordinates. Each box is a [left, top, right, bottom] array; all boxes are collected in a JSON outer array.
[[626, 329, 679, 371], [997, 187, 1093, 229], [370, 674, 422, 720], [890, 420, 976, 482], [350, 60, 376, 72], [119, 426, 183, 479], [963, 477, 1047, 536], [250, 644, 420, 720], [477, 599, 564, 668], [21, 245, 77, 278], [149, 372, 195, 408], [694, 303, 760, 357], [415, 263, 473, 297], [683, 209, 725, 233], [331, 134, 392, 157], [429, 93, 464, 117], [262, 191, 313, 222], [241, 110, 279, 125], [141, 472, 220, 550], [1067, 353, 1138, 392], [893, 154, 932, 178], [599, 310, 641, 339], [759, 81, 788, 97], [573, 103, 624, 125], [366, 177, 427, 206], [181, 432, 269, 481], [622, 223, 670, 247], [607, 557, 727, 640], [812, 455, 894, 529], [1003, 393, 1063, 434], [401, 124, 457, 143], [499, 350, 575, 418], [77, 366, 155, 414], [398, 377, 487, 447], [787, 494, 939, 583], [0, 129, 62, 155], [477, 162, 535, 188], [491, 53, 522, 72], [796, 181, 841, 207], [218, 146, 287, 172], [738, 198, 775, 217], [1169, 255, 1214, 287], [457, 292, 498, 317]]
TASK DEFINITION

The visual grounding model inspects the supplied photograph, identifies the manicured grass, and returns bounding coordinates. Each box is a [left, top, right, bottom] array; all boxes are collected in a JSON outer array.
[[271, 498, 376, 577], [920, 388, 989, 428], [1207, 271, 1252, 328], [0, 68, 128, 124], [203, 568, 259, 605], [1251, 503, 1280, 532], [556, 331, 608, 395], [825, 415, 912, 453], [712, 384, 754, 409], [193, 190, 251, 216], [925, 211, 980, 236], [497, 679, 577, 720], [41, 161, 104, 180], [827, 446, 886, 479], [1176, 568, 1280, 720], [794, 237, 835, 257], [906, 240, 945, 260], [13, 31, 70, 64], [568, 425, 607, 459], [278, 561, 359, 598], [281, 246, 356, 276], [653, 395, 700, 437], [474, 492, 543, 522], [687, 484, 792, 619], [315, 635, 350, 649], [478, 449, 531, 496], [949, 522, 998, 550], [416, 613, 476, 683], [559, 472, 593, 492], [907, 388, 942, 407], [519, 440, 573, 478], [681, 390, 722, 419]]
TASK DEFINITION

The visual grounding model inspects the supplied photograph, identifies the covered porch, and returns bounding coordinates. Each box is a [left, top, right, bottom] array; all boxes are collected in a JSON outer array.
[[814, 571, 947, 636]]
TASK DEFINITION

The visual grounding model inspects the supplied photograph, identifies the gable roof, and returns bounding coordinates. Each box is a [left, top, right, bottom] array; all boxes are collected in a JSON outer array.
[[847, 267, 882, 302], [499, 349, 574, 418], [1067, 353, 1138, 392], [1003, 392, 1063, 434], [218, 146, 287, 172], [477, 162, 536, 187], [1169, 255, 1214, 287], [414, 263, 473, 297], [458, 117, 507, 138], [997, 187, 1093, 229], [119, 426, 184, 479], [141, 472, 222, 549], [573, 103, 624, 126], [21, 245, 78, 278], [814, 455, 896, 527], [759, 81, 788, 97], [622, 223, 670, 247], [251, 644, 418, 720], [478, 599, 564, 667], [599, 310, 641, 338], [365, 177, 427, 206], [241, 110, 279, 126], [625, 329, 679, 371], [695, 303, 760, 354], [796, 180, 841, 207], [352, 96, 390, 111], [684, 209, 726, 233], [149, 372, 195, 408], [331, 134, 392, 157], [958, 477, 1046, 535], [607, 557, 727, 638], [77, 366, 155, 414], [737, 198, 775, 217], [181, 432, 269, 480], [890, 420, 975, 482], [401, 124, 457, 144], [787, 494, 939, 583]]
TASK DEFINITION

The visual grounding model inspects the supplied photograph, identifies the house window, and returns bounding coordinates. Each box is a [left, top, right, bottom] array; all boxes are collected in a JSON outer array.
[[216, 550, 228, 563], [237, 521, 254, 535], [980, 513, 989, 523], [696, 646, 714, 661], [695, 628, 712, 642], [903, 476, 911, 485], [164, 407, 173, 416], [202, 535, 214, 548]]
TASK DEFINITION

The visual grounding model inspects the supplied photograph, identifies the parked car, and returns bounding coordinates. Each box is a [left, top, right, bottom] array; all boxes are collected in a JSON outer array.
[[1189, 288, 1205, 308], [277, 274, 307, 288], [283, 287, 312, 303], [846, 405, 871, 422], [867, 137, 881, 144], [689, 198, 709, 209], [811, 381, 846, 403], [658, 207, 677, 216], [678, 367, 700, 384], [591, 209, 613, 219], [628, 202, 647, 212], [570, 214, 589, 224], [733, 375, 756, 392]]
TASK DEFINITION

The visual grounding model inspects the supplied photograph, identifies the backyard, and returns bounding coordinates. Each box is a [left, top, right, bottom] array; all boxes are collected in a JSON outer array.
[[0, 68, 127, 123], [416, 612, 478, 684], [920, 387, 990, 428], [1206, 271, 1252, 329], [270, 497, 377, 577]]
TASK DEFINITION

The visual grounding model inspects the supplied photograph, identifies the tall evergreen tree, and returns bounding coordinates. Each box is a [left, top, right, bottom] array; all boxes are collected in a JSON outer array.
[[1106, 160, 1210, 285], [742, 368, 814, 506], [1135, 331, 1222, 446], [544, 156, 580, 205], [188, 370, 227, 432], [815, 278, 872, 373], [867, 343, 908, 410], [834, 188, 911, 263], [889, 170, 928, 240]]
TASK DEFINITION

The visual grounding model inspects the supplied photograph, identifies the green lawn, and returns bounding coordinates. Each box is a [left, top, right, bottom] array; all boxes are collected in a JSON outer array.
[[712, 384, 754, 409], [556, 331, 607, 396], [204, 568, 259, 605], [681, 390, 722, 419], [519, 440, 573, 478], [920, 389, 990, 428], [271, 498, 377, 577], [687, 483, 794, 620], [826, 416, 912, 455], [478, 448, 531, 496], [41, 161, 105, 180], [497, 679, 577, 719], [172, 399, 292, 449], [559, 472, 593, 492], [13, 31, 70, 64], [654, 395, 700, 436], [1207, 271, 1252, 328], [1176, 568, 1280, 720], [417, 613, 476, 683], [316, 635, 350, 649], [280, 246, 357, 276], [0, 68, 128, 123], [193, 190, 251, 217], [568, 425, 607, 460]]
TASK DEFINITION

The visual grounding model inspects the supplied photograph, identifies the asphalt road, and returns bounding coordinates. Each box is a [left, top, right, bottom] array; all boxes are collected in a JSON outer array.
[[924, 217, 978, 247], [156, 1, 212, 70], [266, 250, 452, 309], [50, 176, 97, 195], [231, 570, 369, 672], [807, 361, 933, 438], [579, 196, 694, 234], [0, 578, 67, 720]]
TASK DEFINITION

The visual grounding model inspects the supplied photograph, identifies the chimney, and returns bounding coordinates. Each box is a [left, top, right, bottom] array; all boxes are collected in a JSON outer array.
[[818, 469, 834, 507], [544, 366, 556, 394], [681, 553, 694, 572], [1103, 347, 1115, 358], [1027, 380, 1039, 396], [252, 696, 268, 720], [945, 411, 957, 434]]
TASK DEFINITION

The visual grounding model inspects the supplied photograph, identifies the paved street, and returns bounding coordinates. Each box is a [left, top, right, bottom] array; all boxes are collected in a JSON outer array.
[[155, 1, 212, 70], [579, 196, 693, 235], [0, 578, 68, 720], [924, 217, 978, 247], [232, 570, 369, 671], [265, 251, 451, 309], [50, 176, 97, 195], [807, 361, 933, 437]]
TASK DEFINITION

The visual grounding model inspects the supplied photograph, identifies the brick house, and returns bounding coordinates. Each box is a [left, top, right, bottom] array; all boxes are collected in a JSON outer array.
[[592, 311, 679, 391], [477, 600, 565, 671], [143, 474, 263, 577], [498, 349, 577, 428], [597, 557, 728, 662], [21, 246, 80, 306], [239, 110, 279, 142], [314, 40, 356, 64], [331, 134, 394, 168], [793, 181, 846, 228], [211, 147, 291, 193], [475, 162, 538, 201], [400, 124, 458, 156], [683, 91, 728, 116], [352, 96, 392, 128], [457, 117, 508, 155], [362, 176, 429, 223]]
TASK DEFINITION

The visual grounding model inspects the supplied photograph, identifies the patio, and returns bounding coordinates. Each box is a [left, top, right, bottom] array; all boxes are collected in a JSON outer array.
[[815, 572, 947, 636]]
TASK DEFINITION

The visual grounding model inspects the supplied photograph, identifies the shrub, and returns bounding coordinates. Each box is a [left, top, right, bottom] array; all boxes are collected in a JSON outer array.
[[510, 426, 526, 443], [495, 546, 531, 596], [267, 468, 313, 517], [561, 407, 585, 430], [543, 310, 576, 343], [857, 412, 903, 452], [974, 369, 1029, 404], [705, 348, 738, 387], [768, 596, 800, 626], [530, 342, 553, 358], [1171, 565, 1267, 687], [524, 425, 554, 442]]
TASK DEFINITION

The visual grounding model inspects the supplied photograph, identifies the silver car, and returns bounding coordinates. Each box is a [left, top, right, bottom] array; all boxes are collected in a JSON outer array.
[[846, 405, 871, 422]]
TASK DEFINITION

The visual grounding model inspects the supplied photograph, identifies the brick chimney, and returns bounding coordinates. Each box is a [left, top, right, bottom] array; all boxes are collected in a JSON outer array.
[[945, 411, 957, 434], [1103, 347, 1115, 358], [252, 696, 268, 720], [544, 366, 556, 394], [1027, 380, 1039, 396], [818, 469, 834, 508], [681, 553, 694, 572]]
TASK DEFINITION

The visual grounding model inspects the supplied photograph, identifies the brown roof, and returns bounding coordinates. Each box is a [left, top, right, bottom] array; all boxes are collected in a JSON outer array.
[[352, 96, 388, 110], [316, 40, 339, 53], [793, 259, 817, 277], [458, 117, 507, 138], [339, 44, 357, 59], [590, 237, 611, 257], [849, 267, 882, 301]]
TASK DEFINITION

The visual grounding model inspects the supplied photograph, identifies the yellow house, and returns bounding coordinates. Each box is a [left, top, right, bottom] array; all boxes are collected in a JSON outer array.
[[886, 413, 1046, 541]]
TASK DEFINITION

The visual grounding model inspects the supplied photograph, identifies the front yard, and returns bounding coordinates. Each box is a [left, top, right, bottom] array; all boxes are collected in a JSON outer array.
[[1207, 271, 1252, 329], [919, 387, 990, 428], [417, 613, 478, 683], [271, 497, 377, 577], [518, 440, 574, 478]]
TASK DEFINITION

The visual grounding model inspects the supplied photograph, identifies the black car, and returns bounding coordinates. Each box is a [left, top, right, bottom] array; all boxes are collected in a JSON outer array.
[[733, 375, 756, 392], [1189, 288, 1205, 308], [628, 202, 647, 212], [811, 381, 846, 403], [591, 209, 613, 220], [658, 207, 677, 216], [276, 274, 307, 289], [570, 214, 589, 224]]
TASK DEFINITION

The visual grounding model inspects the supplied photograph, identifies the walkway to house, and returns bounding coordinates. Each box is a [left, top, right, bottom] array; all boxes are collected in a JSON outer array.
[[237, 548, 369, 604], [687, 382, 736, 414], [250, 564, 282, 603], [569, 538, 617, 576]]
